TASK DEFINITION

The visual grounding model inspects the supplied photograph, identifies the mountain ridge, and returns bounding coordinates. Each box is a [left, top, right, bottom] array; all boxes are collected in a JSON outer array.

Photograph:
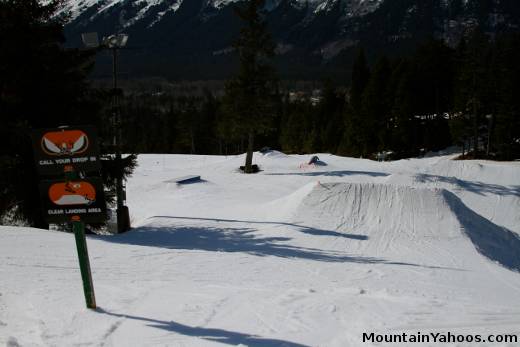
[[62, 0, 520, 80]]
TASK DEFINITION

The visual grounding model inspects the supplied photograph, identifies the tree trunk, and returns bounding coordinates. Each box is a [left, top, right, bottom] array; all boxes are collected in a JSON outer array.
[[244, 131, 254, 173], [190, 129, 195, 154]]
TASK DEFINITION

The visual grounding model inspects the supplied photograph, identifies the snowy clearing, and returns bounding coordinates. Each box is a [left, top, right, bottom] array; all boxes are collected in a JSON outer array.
[[1, 151, 520, 346]]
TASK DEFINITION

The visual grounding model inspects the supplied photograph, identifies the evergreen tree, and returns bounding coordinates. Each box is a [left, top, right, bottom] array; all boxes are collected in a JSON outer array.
[[280, 97, 311, 153], [198, 90, 219, 154], [453, 30, 492, 157], [361, 56, 392, 155], [176, 97, 200, 154], [0, 0, 98, 227], [318, 80, 345, 153], [351, 48, 371, 113], [342, 48, 370, 156], [220, 0, 279, 173], [388, 58, 418, 156], [492, 34, 520, 159], [0, 0, 138, 229]]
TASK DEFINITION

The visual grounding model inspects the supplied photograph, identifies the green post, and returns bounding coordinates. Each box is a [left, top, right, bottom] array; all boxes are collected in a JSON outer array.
[[72, 218, 96, 309]]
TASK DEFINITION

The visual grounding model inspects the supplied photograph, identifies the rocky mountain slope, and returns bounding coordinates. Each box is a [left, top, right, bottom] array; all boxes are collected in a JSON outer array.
[[62, 0, 520, 80]]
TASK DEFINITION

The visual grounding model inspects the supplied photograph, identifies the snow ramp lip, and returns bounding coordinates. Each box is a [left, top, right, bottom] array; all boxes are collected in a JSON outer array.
[[441, 190, 520, 273]]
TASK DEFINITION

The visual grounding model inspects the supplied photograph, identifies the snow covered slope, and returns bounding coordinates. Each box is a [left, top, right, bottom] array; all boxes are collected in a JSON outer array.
[[1, 151, 520, 346], [60, 0, 383, 21]]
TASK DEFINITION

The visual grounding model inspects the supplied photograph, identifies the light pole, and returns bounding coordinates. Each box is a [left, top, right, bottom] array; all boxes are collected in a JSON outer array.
[[82, 32, 130, 233]]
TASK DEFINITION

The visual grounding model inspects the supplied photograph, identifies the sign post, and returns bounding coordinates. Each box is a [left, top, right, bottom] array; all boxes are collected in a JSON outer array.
[[72, 216, 96, 309], [32, 126, 106, 309]]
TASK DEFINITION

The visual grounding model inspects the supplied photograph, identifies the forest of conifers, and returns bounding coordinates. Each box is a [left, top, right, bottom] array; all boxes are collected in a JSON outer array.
[[116, 32, 520, 161]]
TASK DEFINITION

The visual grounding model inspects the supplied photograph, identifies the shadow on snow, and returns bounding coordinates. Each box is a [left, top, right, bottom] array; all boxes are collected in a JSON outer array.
[[97, 308, 310, 347], [443, 190, 520, 273], [149, 216, 369, 240], [265, 170, 389, 178], [416, 174, 520, 197], [96, 216, 459, 269]]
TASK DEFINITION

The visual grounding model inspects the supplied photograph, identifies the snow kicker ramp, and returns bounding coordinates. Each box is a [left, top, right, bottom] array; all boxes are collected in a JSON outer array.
[[279, 182, 520, 272]]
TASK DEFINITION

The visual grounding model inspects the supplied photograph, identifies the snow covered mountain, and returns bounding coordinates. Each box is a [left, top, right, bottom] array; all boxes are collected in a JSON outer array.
[[61, 0, 383, 23], [61, 0, 520, 79]]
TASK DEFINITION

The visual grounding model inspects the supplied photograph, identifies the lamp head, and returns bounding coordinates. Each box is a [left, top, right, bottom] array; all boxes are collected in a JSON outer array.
[[81, 32, 99, 48], [104, 34, 129, 48]]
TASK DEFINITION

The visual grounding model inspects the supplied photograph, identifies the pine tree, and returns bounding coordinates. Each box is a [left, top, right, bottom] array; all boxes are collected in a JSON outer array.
[[492, 34, 520, 159], [0, 0, 98, 227], [0, 0, 136, 229], [318, 80, 345, 153], [280, 99, 307, 153], [389, 58, 417, 156], [350, 48, 370, 115], [361, 56, 392, 155], [221, 0, 279, 173], [342, 48, 370, 156], [453, 30, 492, 157]]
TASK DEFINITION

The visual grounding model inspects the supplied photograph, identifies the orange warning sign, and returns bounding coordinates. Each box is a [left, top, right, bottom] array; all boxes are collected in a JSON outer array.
[[48, 181, 96, 206], [32, 127, 101, 176], [40, 177, 107, 223], [41, 130, 89, 156]]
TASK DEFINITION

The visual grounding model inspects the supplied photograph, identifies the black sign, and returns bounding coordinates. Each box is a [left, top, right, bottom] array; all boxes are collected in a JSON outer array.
[[39, 177, 107, 223], [32, 126, 101, 176]]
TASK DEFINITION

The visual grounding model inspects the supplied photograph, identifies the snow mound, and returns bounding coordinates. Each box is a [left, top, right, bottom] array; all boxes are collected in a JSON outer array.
[[274, 182, 520, 272], [287, 183, 458, 236], [259, 150, 289, 158]]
